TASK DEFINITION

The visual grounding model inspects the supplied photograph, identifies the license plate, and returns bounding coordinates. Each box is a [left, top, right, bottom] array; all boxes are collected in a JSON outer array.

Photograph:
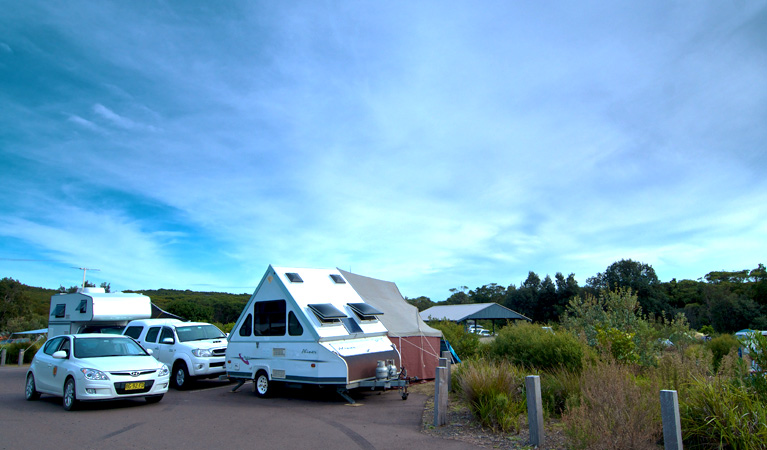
[[125, 382, 145, 390]]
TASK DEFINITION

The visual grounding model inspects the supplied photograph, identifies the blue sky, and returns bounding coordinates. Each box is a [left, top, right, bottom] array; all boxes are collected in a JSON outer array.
[[1, 1, 766, 300]]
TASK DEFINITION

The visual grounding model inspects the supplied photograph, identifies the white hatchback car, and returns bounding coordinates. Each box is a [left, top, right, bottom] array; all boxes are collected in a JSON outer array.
[[25, 334, 170, 410]]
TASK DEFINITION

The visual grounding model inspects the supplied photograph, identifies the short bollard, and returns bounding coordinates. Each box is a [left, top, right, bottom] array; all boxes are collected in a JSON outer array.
[[441, 351, 452, 388], [526, 375, 544, 447], [434, 363, 449, 426], [18, 349, 25, 366], [661, 390, 683, 450], [1, 348, 6, 366]]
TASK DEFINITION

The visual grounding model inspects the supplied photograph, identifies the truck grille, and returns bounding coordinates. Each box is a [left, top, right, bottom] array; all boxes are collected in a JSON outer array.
[[211, 348, 226, 357]]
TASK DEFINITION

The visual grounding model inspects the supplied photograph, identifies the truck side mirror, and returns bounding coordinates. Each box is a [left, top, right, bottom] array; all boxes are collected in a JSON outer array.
[[162, 337, 174, 344]]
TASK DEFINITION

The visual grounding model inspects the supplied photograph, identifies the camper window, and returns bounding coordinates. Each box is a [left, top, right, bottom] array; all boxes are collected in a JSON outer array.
[[253, 300, 286, 336], [239, 314, 253, 336], [347, 303, 383, 321], [145, 327, 161, 343], [77, 299, 87, 313], [307, 303, 346, 325], [288, 311, 303, 336], [53, 304, 66, 318]]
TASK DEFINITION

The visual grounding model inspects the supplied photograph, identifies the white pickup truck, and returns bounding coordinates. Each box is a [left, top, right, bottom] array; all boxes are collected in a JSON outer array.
[[122, 318, 227, 389]]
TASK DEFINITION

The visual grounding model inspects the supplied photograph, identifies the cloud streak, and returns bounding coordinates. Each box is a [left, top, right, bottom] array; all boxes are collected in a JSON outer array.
[[1, 1, 765, 299]]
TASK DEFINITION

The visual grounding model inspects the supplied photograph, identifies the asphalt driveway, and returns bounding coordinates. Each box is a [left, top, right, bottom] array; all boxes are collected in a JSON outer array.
[[0, 365, 483, 450]]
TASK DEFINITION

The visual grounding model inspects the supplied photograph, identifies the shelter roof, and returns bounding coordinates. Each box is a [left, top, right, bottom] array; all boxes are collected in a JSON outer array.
[[419, 303, 530, 322]]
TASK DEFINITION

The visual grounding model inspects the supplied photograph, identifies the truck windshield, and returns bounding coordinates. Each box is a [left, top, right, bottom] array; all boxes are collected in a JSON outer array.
[[176, 325, 226, 342]]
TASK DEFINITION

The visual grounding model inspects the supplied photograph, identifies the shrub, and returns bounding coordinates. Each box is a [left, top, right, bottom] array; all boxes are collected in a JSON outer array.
[[0, 339, 43, 364], [563, 360, 661, 450], [454, 359, 527, 433], [540, 367, 581, 418], [707, 334, 740, 372], [653, 346, 712, 393], [428, 320, 482, 360], [680, 376, 767, 449], [489, 322, 584, 373]]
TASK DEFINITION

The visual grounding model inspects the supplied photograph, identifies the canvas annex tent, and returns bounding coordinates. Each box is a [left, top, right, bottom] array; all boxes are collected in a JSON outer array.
[[339, 269, 443, 380]]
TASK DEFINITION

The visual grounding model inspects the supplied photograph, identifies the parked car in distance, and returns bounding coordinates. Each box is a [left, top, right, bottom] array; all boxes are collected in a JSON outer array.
[[122, 319, 227, 389], [25, 334, 170, 411]]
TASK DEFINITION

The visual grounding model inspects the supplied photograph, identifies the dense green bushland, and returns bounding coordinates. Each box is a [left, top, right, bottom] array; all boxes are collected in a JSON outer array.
[[409, 260, 767, 335], [488, 322, 584, 373], [0, 339, 44, 364], [444, 286, 767, 450]]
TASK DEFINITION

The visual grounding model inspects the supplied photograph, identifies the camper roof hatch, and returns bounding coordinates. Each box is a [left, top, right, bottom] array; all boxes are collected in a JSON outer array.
[[308, 303, 346, 324], [347, 303, 383, 320]]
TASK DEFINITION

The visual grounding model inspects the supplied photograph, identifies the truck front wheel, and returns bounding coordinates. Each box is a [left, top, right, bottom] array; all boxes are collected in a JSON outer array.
[[172, 362, 192, 390]]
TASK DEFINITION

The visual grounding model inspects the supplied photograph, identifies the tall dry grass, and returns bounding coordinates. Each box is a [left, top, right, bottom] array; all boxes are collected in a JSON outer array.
[[562, 360, 661, 450]]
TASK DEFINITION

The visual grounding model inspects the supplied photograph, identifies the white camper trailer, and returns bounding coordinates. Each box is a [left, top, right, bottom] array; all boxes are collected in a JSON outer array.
[[225, 266, 408, 402], [47, 288, 152, 338]]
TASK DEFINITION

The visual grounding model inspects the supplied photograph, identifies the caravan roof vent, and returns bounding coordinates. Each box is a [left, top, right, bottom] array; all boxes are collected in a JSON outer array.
[[348, 303, 383, 321], [307, 303, 346, 324], [285, 272, 303, 283], [329, 274, 346, 284]]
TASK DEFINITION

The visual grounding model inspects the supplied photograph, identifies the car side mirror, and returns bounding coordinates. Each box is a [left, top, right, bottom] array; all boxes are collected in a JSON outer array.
[[162, 337, 174, 344], [52, 350, 67, 359], [146, 348, 154, 355]]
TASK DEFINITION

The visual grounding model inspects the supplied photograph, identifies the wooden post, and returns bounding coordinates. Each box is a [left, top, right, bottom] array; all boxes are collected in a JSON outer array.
[[441, 351, 452, 389], [0, 348, 6, 366], [434, 359, 449, 426], [526, 375, 544, 447], [661, 390, 683, 450], [18, 349, 25, 366]]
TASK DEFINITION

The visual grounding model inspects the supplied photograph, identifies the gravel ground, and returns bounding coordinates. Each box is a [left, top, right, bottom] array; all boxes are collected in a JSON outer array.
[[411, 381, 569, 450]]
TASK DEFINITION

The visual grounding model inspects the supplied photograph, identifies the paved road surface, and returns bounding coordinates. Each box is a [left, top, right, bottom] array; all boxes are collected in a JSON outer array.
[[1, 365, 481, 450]]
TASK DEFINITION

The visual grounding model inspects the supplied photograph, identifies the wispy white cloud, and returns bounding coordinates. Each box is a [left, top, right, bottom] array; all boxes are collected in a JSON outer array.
[[1, 1, 765, 299]]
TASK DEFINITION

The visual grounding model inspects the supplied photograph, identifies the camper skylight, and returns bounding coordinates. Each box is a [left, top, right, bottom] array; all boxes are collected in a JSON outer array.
[[307, 303, 346, 324], [329, 274, 346, 284], [285, 272, 303, 283], [348, 303, 383, 321]]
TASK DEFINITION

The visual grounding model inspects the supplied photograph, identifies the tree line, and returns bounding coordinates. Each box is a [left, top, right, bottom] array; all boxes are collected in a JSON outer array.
[[407, 259, 767, 334], [2, 259, 766, 335]]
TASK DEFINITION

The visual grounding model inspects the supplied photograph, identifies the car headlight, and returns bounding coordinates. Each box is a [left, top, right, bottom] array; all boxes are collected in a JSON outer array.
[[81, 368, 110, 380], [158, 364, 170, 377], [191, 348, 212, 357]]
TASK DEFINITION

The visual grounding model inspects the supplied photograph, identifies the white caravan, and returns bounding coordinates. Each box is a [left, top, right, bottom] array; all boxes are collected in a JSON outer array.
[[225, 266, 408, 401], [47, 288, 152, 339]]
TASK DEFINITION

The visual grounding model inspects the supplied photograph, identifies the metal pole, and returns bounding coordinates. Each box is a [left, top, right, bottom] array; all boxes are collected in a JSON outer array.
[[526, 375, 544, 447], [661, 390, 683, 450], [18, 349, 25, 366]]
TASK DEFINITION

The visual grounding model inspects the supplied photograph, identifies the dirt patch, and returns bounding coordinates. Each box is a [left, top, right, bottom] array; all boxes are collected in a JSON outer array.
[[410, 381, 568, 450]]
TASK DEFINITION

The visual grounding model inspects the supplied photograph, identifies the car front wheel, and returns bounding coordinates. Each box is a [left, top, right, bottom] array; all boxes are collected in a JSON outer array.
[[63, 378, 78, 411], [25, 373, 40, 401]]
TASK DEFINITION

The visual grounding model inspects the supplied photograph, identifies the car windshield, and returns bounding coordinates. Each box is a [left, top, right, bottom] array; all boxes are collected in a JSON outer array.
[[74, 337, 148, 358], [176, 325, 226, 342]]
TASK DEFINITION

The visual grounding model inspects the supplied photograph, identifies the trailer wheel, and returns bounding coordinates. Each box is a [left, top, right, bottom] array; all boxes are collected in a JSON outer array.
[[254, 370, 271, 398]]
